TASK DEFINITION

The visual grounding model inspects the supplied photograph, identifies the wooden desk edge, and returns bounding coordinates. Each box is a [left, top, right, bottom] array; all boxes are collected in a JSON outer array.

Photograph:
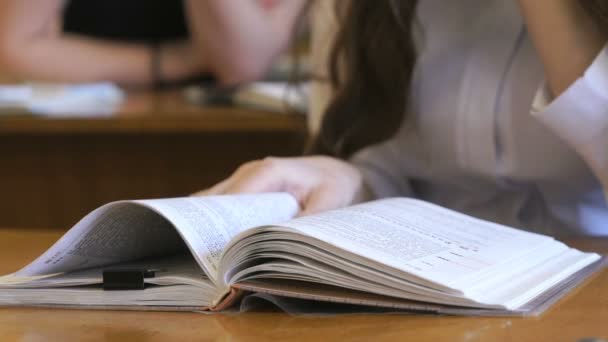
[[0, 114, 308, 135]]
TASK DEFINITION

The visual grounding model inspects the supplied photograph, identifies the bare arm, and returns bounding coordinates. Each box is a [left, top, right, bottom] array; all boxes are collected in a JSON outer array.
[[0, 0, 205, 86], [185, 0, 308, 85], [518, 0, 608, 96]]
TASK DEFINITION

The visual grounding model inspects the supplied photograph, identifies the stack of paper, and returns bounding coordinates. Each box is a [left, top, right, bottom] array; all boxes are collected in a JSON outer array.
[[0, 82, 125, 116]]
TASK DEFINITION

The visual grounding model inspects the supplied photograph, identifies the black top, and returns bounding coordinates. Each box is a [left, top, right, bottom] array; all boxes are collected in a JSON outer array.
[[62, 0, 189, 42]]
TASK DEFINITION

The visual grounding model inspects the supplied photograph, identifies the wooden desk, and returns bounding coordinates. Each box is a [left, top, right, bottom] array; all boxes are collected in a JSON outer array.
[[0, 229, 606, 342], [0, 91, 307, 229]]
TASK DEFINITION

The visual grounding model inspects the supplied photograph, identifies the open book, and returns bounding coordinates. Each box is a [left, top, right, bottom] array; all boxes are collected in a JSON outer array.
[[0, 193, 604, 316]]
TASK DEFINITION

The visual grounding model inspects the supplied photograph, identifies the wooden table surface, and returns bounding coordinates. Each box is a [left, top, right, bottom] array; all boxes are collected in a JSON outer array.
[[0, 90, 307, 134], [0, 229, 606, 342], [0, 91, 307, 229]]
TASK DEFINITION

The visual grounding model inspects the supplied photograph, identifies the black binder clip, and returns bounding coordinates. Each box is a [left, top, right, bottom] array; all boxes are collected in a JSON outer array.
[[102, 269, 156, 290]]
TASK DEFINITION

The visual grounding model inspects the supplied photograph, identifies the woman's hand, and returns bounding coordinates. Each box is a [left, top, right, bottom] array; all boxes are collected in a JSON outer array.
[[0, 0, 196, 86], [159, 40, 207, 83], [194, 156, 372, 216]]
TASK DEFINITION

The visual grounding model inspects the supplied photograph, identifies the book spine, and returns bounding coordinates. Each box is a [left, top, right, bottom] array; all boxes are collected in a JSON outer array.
[[210, 287, 245, 311]]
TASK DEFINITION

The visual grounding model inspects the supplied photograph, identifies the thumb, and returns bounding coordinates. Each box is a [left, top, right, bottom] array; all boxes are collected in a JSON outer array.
[[224, 167, 284, 194], [299, 186, 342, 217]]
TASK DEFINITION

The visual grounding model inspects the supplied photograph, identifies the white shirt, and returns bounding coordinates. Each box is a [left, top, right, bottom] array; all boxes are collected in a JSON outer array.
[[312, 0, 608, 236]]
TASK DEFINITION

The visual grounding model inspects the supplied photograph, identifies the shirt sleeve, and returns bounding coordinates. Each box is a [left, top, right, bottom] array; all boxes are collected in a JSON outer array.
[[349, 138, 413, 199], [532, 43, 608, 192]]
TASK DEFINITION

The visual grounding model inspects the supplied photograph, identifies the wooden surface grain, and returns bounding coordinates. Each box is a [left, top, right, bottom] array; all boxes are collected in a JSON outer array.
[[0, 229, 606, 342]]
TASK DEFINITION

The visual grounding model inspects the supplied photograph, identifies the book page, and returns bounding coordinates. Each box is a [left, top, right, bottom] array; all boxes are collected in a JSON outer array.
[[14, 193, 298, 284], [15, 203, 187, 277], [278, 198, 559, 290], [2, 255, 212, 290], [136, 193, 299, 281]]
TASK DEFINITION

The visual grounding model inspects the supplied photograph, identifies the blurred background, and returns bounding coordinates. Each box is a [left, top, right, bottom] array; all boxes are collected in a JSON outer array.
[[0, 0, 315, 229]]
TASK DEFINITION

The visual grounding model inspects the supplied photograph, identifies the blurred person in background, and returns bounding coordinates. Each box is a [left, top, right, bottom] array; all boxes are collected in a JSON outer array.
[[199, 0, 608, 237], [0, 0, 307, 88]]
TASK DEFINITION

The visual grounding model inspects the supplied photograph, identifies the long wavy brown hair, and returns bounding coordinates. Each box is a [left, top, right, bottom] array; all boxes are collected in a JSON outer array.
[[309, 0, 608, 159]]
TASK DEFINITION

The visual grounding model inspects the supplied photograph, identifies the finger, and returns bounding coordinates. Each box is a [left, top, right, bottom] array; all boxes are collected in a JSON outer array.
[[217, 158, 291, 194], [192, 178, 233, 196], [299, 186, 342, 217], [223, 166, 284, 194], [191, 159, 266, 196]]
